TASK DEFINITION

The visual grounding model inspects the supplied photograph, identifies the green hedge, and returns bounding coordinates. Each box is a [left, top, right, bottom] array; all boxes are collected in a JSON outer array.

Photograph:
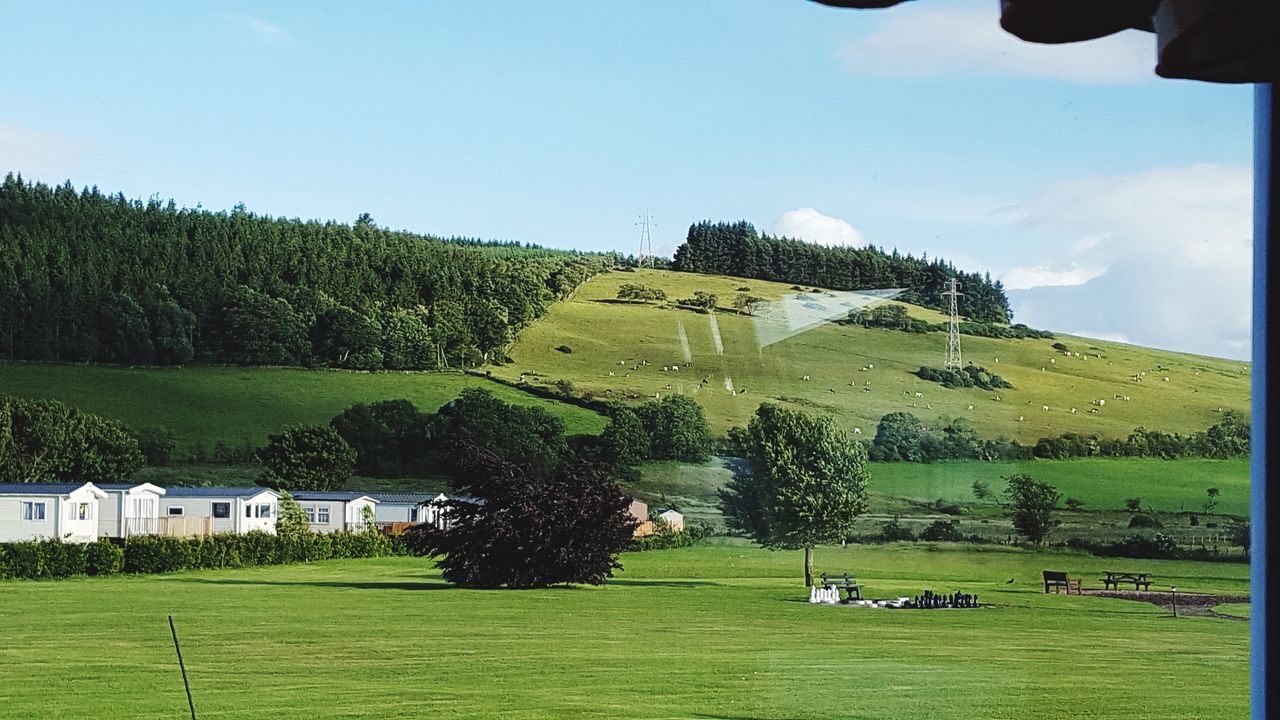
[[0, 531, 407, 580]]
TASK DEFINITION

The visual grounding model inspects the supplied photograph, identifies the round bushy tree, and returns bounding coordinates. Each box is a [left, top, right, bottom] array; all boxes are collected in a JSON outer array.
[[1003, 474, 1060, 545], [256, 424, 356, 491], [719, 403, 869, 585]]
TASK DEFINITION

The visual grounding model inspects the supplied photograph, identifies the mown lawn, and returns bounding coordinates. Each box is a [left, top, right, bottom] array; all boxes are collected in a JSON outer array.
[[0, 362, 607, 451], [0, 543, 1248, 719]]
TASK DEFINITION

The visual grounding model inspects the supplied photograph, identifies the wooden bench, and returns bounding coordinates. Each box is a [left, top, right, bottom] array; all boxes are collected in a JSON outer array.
[[820, 572, 862, 601], [1042, 570, 1082, 595], [1102, 571, 1151, 591]]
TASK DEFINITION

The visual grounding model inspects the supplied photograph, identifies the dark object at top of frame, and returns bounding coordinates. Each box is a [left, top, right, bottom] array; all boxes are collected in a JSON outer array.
[[808, 0, 1280, 84]]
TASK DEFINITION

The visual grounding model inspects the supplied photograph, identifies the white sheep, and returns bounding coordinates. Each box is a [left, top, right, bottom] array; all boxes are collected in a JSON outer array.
[[1042, 405, 1050, 411], [967, 404, 974, 410], [853, 427, 862, 435], [914, 392, 923, 399], [1070, 408, 1077, 415]]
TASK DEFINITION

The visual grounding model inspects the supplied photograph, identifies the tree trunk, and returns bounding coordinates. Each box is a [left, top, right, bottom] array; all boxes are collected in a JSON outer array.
[[804, 546, 814, 586]]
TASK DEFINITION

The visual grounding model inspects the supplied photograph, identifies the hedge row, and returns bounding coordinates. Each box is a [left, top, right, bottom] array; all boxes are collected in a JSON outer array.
[[0, 531, 407, 580]]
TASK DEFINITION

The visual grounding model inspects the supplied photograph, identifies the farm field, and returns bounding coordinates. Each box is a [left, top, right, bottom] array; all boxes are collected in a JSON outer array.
[[0, 362, 607, 451], [630, 457, 1251, 523], [495, 269, 1251, 441], [0, 543, 1248, 720]]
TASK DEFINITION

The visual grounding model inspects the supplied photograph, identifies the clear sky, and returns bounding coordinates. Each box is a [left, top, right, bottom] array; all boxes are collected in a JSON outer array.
[[1, 0, 1254, 359]]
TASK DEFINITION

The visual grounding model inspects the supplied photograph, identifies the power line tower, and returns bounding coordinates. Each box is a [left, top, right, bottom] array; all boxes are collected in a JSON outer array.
[[636, 211, 654, 268], [943, 277, 963, 370]]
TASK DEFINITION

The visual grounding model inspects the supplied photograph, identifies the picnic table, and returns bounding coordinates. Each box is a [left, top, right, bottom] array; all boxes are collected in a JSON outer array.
[[1102, 571, 1151, 591]]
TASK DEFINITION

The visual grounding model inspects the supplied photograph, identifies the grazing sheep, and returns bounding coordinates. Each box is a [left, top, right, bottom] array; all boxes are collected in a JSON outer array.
[[853, 427, 862, 434], [608, 371, 615, 377], [993, 395, 1001, 401], [664, 384, 672, 389], [1042, 405, 1050, 411], [862, 387, 870, 393], [914, 392, 923, 399], [967, 404, 974, 410], [1070, 408, 1077, 414], [828, 388, 836, 394], [868, 363, 874, 369], [1017, 415, 1024, 422], [1163, 376, 1170, 382], [1089, 408, 1098, 414]]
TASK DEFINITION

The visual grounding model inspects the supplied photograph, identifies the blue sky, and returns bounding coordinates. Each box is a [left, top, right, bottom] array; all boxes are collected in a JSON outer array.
[[0, 1, 1254, 359]]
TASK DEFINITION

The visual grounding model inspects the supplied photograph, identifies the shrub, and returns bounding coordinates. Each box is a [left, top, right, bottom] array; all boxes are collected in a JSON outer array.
[[1103, 533, 1180, 560], [920, 520, 964, 542], [85, 542, 124, 576], [3, 530, 405, 582], [880, 516, 916, 542], [1128, 513, 1164, 529]]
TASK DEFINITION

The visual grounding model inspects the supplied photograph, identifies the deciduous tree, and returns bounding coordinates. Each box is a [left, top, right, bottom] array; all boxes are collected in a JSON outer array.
[[719, 404, 869, 585]]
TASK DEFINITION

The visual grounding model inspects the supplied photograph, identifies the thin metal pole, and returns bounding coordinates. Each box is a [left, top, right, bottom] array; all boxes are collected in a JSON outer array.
[[169, 615, 197, 720], [1251, 82, 1275, 720]]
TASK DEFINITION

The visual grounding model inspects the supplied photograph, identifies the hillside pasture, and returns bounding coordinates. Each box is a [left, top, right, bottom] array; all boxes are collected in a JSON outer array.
[[0, 363, 606, 452], [496, 269, 1250, 442], [0, 544, 1247, 720]]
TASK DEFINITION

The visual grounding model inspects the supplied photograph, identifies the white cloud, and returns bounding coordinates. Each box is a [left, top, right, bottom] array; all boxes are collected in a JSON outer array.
[[839, 2, 1154, 84], [1001, 163, 1252, 359], [220, 13, 294, 46], [1002, 263, 1106, 290], [772, 207, 866, 247], [0, 124, 88, 179]]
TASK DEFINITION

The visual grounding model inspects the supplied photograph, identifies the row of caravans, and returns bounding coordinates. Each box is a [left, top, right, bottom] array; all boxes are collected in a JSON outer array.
[[0, 483, 456, 543]]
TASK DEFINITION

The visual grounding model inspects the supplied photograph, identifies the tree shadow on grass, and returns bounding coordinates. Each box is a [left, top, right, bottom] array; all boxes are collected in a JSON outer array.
[[173, 578, 456, 592], [607, 579, 720, 588]]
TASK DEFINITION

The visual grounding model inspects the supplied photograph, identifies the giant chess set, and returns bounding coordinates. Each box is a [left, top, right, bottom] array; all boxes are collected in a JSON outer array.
[[810, 587, 981, 609]]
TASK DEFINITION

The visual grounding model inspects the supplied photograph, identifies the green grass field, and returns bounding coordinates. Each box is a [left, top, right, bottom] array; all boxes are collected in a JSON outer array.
[[631, 457, 1250, 519], [868, 458, 1250, 516], [496, 269, 1251, 441], [0, 362, 606, 451], [0, 544, 1248, 719]]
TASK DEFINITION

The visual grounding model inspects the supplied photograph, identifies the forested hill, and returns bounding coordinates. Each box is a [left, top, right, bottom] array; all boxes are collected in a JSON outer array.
[[0, 175, 614, 369], [672, 221, 1012, 324]]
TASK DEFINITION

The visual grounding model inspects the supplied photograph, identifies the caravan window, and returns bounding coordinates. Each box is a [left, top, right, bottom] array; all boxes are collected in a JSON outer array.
[[212, 502, 231, 519], [76, 503, 92, 521], [20, 502, 46, 521], [168, 507, 185, 517]]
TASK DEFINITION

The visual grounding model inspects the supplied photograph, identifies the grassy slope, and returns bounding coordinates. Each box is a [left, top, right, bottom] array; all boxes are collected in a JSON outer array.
[[0, 545, 1247, 720], [0, 363, 606, 451], [495, 269, 1250, 442]]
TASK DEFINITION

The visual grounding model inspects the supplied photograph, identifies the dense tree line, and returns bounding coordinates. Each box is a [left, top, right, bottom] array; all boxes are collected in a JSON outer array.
[[0, 175, 613, 368], [866, 410, 1250, 463], [840, 304, 1051, 339], [671, 221, 1012, 323], [914, 365, 1013, 391], [1031, 412, 1251, 460]]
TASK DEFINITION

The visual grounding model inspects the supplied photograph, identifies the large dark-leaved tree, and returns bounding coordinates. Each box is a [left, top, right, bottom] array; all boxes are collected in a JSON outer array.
[[719, 403, 869, 585], [408, 441, 638, 588]]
